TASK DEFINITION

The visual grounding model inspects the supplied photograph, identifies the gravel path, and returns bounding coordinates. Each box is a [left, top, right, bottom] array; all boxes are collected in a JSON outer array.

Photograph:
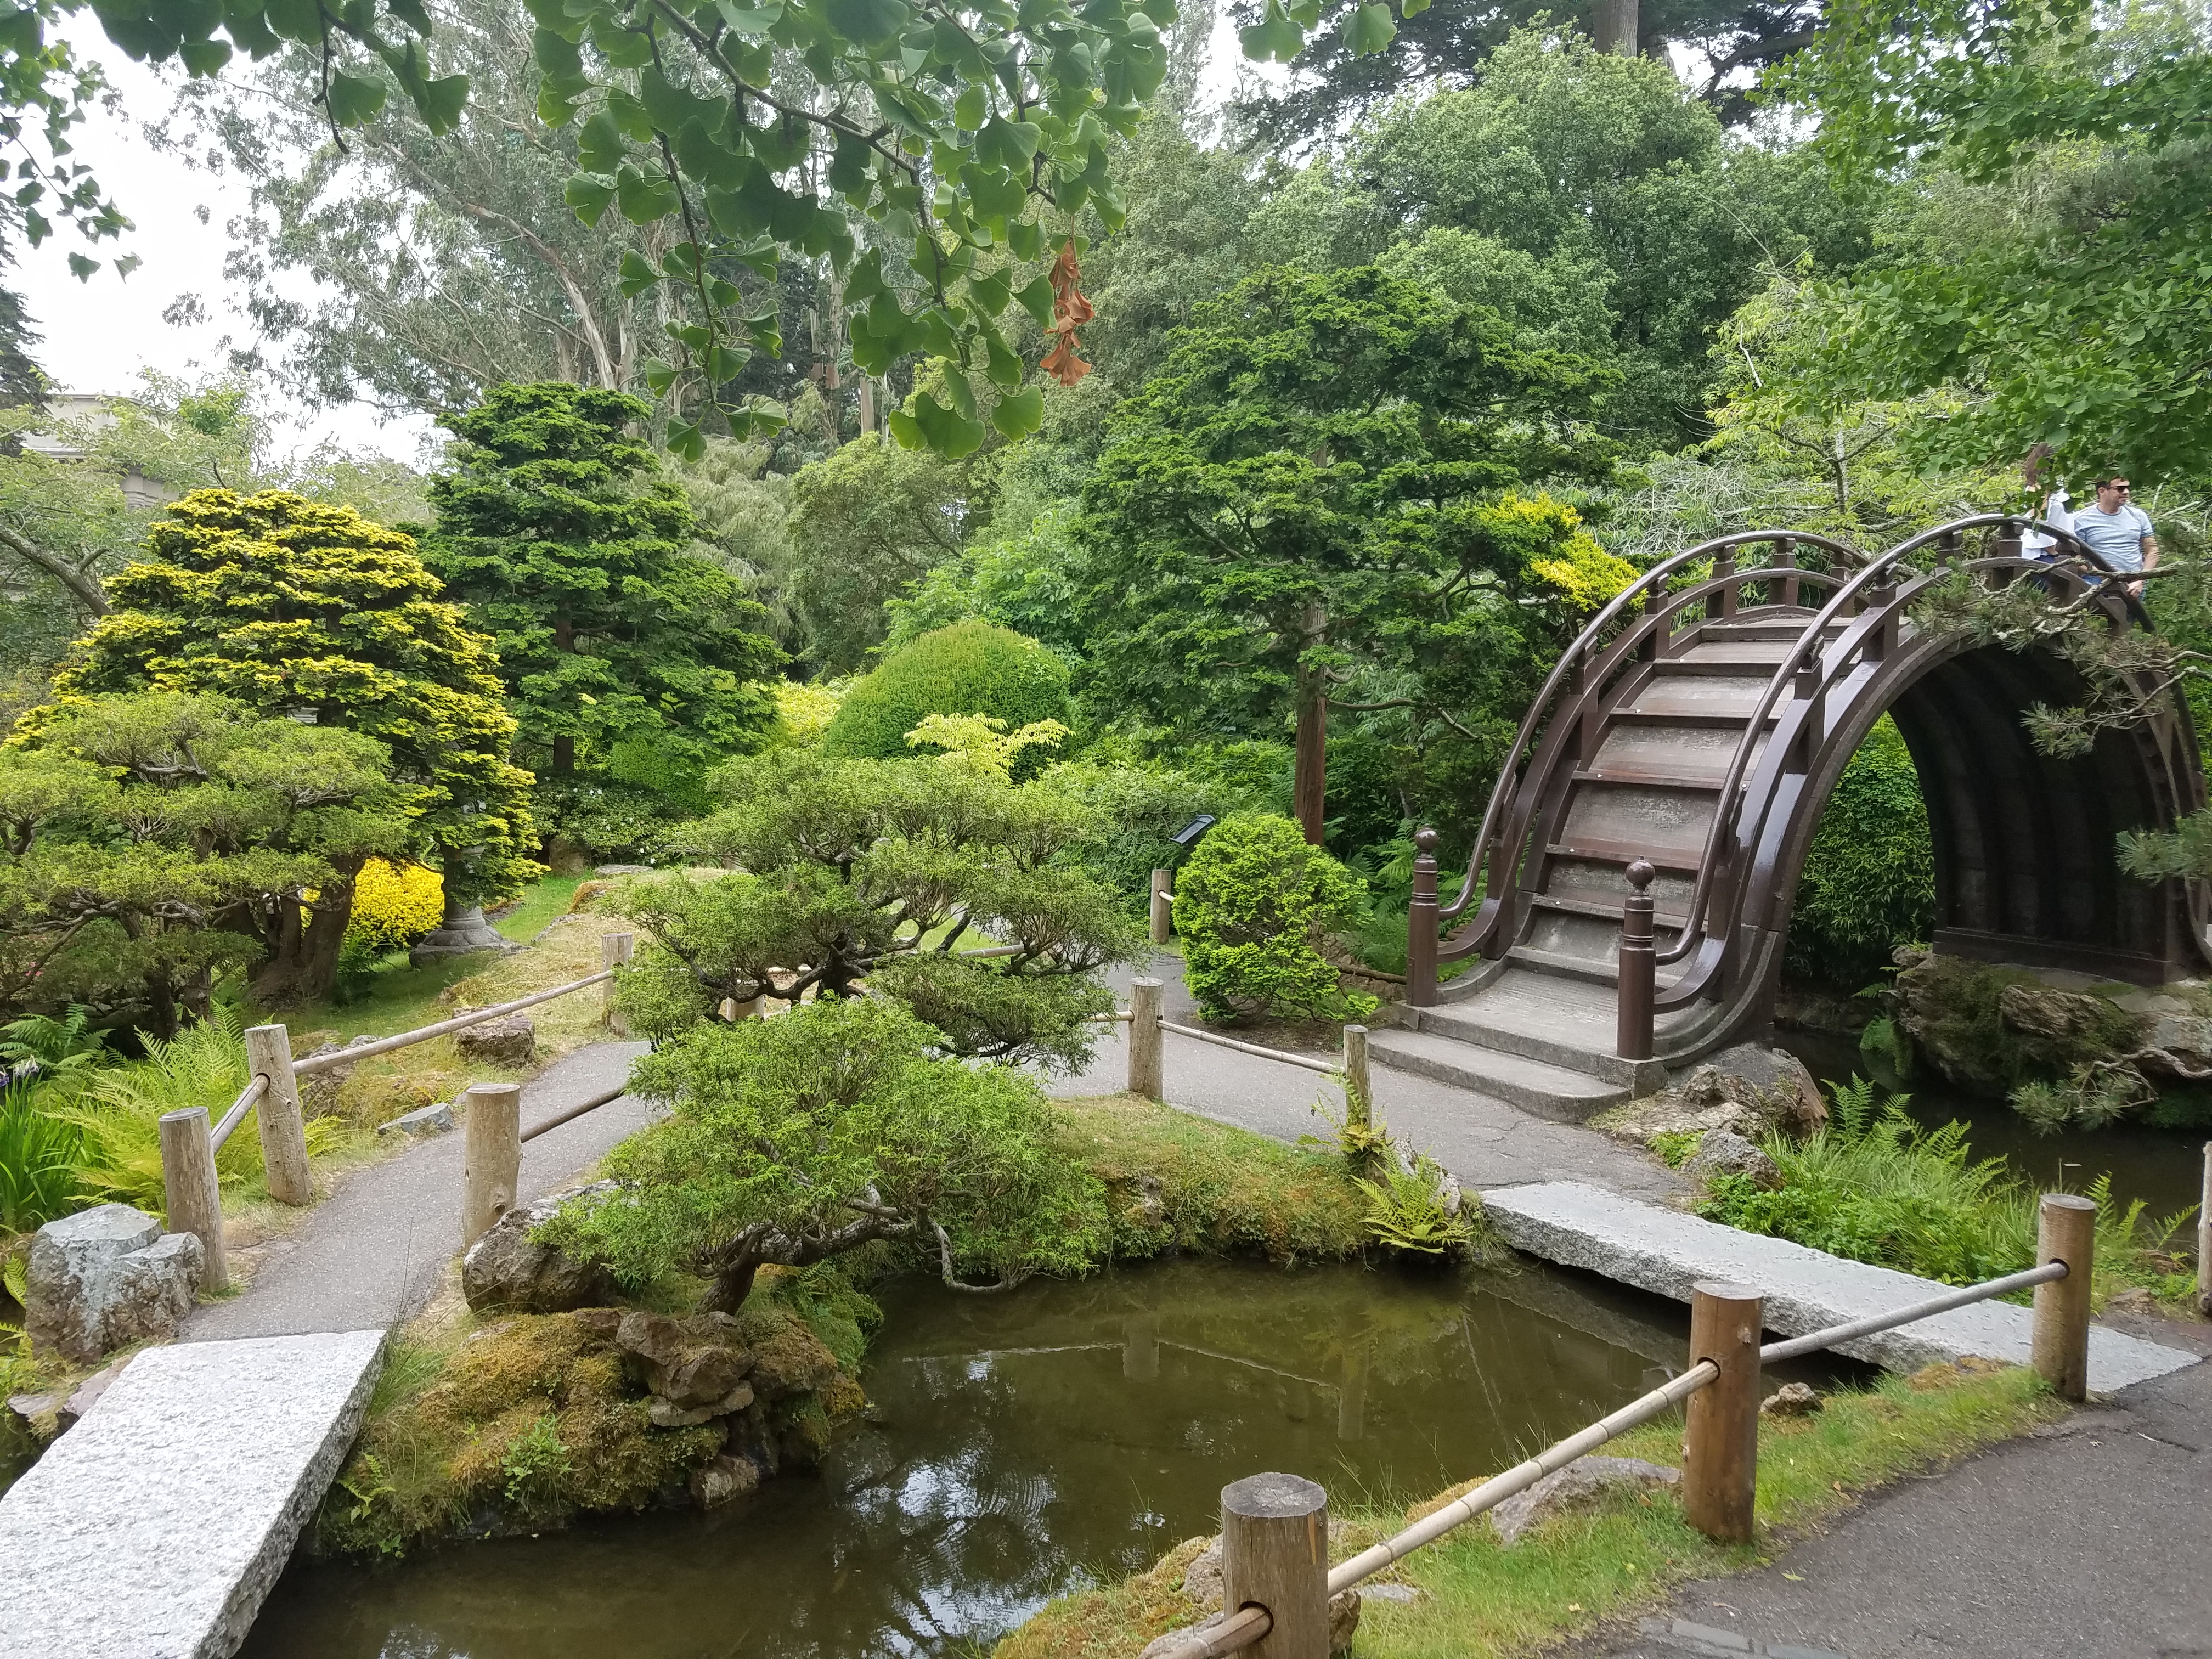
[[183, 1040, 655, 1341]]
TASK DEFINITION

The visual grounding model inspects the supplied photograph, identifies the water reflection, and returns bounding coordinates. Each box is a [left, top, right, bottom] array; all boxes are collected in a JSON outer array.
[[243, 1257, 1688, 1659]]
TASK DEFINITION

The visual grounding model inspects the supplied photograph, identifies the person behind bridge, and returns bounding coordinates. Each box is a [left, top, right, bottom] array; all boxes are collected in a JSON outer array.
[[2068, 475, 2159, 585], [2018, 443, 2071, 560]]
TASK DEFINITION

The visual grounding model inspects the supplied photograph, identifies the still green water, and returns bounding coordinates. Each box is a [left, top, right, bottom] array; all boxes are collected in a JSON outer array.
[[240, 1257, 1723, 1659]]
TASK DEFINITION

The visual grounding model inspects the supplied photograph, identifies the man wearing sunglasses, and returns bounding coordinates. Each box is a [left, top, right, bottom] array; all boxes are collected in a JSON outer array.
[[2068, 476, 2160, 579]]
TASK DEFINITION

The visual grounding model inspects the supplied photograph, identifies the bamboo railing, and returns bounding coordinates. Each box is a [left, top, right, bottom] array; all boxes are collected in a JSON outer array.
[[1148, 1195, 2099, 1659]]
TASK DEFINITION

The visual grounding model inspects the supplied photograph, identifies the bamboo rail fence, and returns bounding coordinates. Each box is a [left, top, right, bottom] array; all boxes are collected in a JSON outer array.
[[1150, 1194, 2098, 1658]]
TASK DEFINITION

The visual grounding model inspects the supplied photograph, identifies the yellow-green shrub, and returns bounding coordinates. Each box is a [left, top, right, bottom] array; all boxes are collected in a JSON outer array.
[[346, 859, 445, 953]]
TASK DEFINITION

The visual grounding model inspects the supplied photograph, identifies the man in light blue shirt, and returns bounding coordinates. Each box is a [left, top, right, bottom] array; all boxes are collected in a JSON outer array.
[[2068, 476, 2159, 575]]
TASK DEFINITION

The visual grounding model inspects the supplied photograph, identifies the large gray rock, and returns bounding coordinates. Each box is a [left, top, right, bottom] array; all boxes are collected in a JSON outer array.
[[1681, 1127, 1783, 1191], [461, 1183, 618, 1313], [376, 1100, 455, 1138], [1490, 1455, 1681, 1545], [455, 1012, 536, 1065], [25, 1205, 204, 1362], [613, 1309, 755, 1408]]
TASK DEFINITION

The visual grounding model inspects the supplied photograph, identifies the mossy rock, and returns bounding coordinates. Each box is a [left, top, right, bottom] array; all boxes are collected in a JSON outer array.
[[1892, 953, 2141, 1093]]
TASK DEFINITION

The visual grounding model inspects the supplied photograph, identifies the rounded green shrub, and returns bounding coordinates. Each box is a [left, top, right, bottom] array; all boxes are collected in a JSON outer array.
[[1174, 812, 1379, 1023], [820, 621, 1071, 773]]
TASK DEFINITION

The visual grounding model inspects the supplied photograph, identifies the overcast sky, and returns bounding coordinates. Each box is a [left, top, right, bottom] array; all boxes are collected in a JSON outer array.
[[12, 16, 1267, 470]]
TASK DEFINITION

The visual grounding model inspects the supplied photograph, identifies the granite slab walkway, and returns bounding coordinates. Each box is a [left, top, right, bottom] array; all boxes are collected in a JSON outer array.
[[185, 1039, 656, 1341], [0, 1330, 384, 1659], [1485, 1180, 2199, 1391]]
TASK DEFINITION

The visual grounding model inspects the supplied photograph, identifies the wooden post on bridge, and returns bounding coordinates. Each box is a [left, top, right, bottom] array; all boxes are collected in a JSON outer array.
[[461, 1081, 523, 1248], [601, 930, 634, 1034], [1684, 1281, 1764, 1543], [1128, 978, 1164, 1101], [1866, 577, 1899, 659], [2198, 1143, 2211, 1318], [1407, 828, 1440, 1008], [1342, 1024, 1371, 1127], [158, 1107, 229, 1293], [1713, 551, 1736, 619], [1615, 858, 1656, 1061], [1221, 1472, 1331, 1659]]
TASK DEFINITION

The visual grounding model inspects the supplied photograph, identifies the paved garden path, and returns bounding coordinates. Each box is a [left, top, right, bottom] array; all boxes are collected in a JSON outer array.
[[1058, 956, 1684, 1199], [187, 953, 1675, 1340], [184, 1039, 656, 1341], [1572, 1313, 2212, 1659]]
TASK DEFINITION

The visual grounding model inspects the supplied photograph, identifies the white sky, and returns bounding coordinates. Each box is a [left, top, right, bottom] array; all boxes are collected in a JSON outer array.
[[11, 14, 1268, 469]]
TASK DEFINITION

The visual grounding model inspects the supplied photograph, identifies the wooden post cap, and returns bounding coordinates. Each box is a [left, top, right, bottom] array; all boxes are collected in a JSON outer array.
[[1223, 1470, 1327, 1520]]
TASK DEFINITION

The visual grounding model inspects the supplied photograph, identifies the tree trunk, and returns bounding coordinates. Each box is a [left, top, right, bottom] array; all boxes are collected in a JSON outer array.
[[701, 1256, 761, 1313], [1592, 0, 1638, 54], [251, 861, 364, 1005], [1293, 603, 1328, 846], [857, 375, 876, 436]]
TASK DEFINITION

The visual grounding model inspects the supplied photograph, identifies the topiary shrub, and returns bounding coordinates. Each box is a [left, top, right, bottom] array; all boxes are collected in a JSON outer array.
[[1173, 812, 1379, 1023], [344, 858, 445, 954], [820, 621, 1071, 776]]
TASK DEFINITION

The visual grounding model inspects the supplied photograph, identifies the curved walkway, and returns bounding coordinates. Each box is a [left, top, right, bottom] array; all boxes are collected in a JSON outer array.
[[184, 1040, 655, 1341], [1062, 957, 1683, 1199], [185, 956, 1678, 1339]]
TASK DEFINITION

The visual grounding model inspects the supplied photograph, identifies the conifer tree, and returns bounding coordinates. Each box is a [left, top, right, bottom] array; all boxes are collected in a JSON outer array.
[[421, 383, 782, 844]]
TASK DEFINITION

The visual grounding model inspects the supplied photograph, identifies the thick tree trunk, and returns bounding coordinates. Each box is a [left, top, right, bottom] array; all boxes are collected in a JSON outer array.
[[251, 862, 364, 1006], [1592, 0, 1638, 54], [702, 1256, 761, 1313], [1293, 603, 1328, 846]]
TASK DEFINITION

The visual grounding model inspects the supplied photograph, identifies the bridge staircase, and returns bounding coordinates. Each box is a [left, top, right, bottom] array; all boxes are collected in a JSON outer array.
[[1370, 520, 2212, 1118]]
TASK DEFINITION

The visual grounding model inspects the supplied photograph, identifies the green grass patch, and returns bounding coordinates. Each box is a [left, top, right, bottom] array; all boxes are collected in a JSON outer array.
[[996, 1364, 2058, 1659], [1054, 1092, 1379, 1264], [492, 875, 592, 944]]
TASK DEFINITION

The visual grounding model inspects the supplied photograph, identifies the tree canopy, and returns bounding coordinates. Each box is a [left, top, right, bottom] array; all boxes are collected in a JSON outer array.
[[420, 382, 783, 832], [38, 488, 535, 991], [1070, 263, 1621, 838]]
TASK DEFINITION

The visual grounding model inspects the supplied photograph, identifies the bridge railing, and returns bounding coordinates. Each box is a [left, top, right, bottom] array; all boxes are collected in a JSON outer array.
[[1147, 1192, 2098, 1659], [1409, 529, 1864, 1005], [155, 931, 640, 1288]]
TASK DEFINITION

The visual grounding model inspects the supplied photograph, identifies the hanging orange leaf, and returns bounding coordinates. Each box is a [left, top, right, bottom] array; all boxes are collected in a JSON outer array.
[[1041, 334, 1091, 387], [1041, 239, 1094, 386], [1047, 240, 1094, 331]]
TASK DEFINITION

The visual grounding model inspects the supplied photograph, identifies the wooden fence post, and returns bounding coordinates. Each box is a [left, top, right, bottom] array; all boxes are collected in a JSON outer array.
[[2033, 1192, 2097, 1401], [1684, 1280, 1763, 1543], [1342, 1024, 1371, 1128], [1406, 828, 1440, 1008], [461, 1081, 524, 1248], [158, 1107, 229, 1292], [1149, 869, 1173, 945], [1221, 1471, 1330, 1659], [243, 1023, 314, 1206], [601, 931, 635, 1035], [2198, 1143, 2210, 1318], [1128, 978, 1164, 1101], [1616, 859, 1656, 1062]]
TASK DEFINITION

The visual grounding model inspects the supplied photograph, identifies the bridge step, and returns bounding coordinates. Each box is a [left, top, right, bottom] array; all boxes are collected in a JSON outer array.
[[0, 1330, 385, 1659], [1627, 676, 1774, 720], [1415, 968, 1671, 1092], [1367, 1027, 1631, 1121]]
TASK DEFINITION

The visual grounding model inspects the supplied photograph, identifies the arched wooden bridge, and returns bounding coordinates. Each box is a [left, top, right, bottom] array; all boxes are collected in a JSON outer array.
[[1376, 515, 2212, 1117]]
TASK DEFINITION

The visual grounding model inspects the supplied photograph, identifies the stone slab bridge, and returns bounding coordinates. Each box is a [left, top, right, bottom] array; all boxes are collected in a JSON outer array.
[[1374, 514, 2211, 1118]]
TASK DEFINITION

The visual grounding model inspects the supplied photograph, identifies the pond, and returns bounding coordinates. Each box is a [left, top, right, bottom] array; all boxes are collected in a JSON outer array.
[[1778, 1029, 2207, 1221], [240, 1257, 1832, 1659]]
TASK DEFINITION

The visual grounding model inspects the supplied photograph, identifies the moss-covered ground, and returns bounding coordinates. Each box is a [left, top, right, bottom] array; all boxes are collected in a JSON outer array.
[[995, 1363, 2060, 1659]]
